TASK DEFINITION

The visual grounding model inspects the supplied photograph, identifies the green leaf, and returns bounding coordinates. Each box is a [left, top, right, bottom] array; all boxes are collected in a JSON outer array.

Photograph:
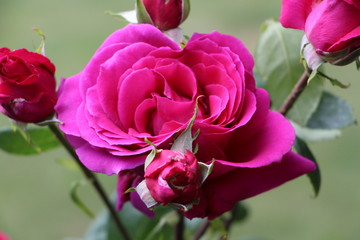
[[0, 127, 60, 155], [307, 91, 356, 129], [255, 20, 323, 125], [294, 137, 321, 196], [291, 121, 341, 142], [70, 181, 96, 219]]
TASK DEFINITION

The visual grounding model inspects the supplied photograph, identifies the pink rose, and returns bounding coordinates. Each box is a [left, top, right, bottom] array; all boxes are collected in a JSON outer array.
[[280, 0, 360, 64], [137, 0, 190, 30], [56, 24, 315, 219], [0, 231, 11, 240], [0, 48, 57, 122], [145, 149, 201, 206]]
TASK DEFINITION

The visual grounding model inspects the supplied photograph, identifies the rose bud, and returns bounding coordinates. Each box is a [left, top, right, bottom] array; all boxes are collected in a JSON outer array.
[[0, 48, 57, 123], [145, 149, 201, 207], [136, 0, 190, 30], [280, 0, 360, 66]]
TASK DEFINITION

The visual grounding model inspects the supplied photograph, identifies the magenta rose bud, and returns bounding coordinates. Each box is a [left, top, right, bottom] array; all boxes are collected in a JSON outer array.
[[145, 150, 201, 206], [136, 0, 190, 30], [280, 0, 360, 65], [0, 48, 57, 122]]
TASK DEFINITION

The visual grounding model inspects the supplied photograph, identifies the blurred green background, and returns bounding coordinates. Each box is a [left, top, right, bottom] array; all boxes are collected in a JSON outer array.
[[1, 0, 360, 239]]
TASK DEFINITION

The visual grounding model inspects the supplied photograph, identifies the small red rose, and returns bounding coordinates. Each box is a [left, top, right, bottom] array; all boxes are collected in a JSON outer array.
[[0, 47, 57, 122]]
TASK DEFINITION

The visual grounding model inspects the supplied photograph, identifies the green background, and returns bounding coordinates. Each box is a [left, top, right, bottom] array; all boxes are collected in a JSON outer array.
[[1, 0, 360, 239]]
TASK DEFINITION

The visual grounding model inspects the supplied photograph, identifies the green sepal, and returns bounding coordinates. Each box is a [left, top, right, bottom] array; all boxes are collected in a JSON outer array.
[[317, 70, 350, 88], [135, 180, 158, 208], [300, 35, 324, 71], [35, 117, 63, 126], [171, 96, 201, 154], [104, 10, 138, 23], [32, 27, 46, 56], [136, 0, 153, 24], [124, 187, 136, 194], [144, 137, 161, 170], [198, 159, 215, 184], [294, 137, 321, 197], [181, 0, 191, 22], [70, 180, 96, 218], [356, 57, 360, 70]]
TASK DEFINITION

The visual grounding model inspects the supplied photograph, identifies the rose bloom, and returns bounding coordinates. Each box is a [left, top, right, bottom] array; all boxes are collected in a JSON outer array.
[[280, 0, 360, 54], [145, 149, 201, 206], [0, 48, 57, 122], [138, 0, 190, 30], [56, 24, 315, 219]]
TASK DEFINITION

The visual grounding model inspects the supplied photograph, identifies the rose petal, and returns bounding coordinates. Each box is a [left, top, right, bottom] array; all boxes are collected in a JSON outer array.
[[185, 151, 316, 219]]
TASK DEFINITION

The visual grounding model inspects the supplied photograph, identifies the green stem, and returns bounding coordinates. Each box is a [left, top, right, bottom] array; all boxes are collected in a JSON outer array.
[[191, 220, 210, 240], [278, 68, 313, 116], [175, 211, 185, 240], [48, 123, 132, 240]]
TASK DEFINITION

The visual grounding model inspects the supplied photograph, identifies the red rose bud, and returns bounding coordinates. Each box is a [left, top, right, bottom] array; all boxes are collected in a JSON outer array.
[[136, 0, 190, 30], [145, 149, 201, 207], [0, 48, 57, 123]]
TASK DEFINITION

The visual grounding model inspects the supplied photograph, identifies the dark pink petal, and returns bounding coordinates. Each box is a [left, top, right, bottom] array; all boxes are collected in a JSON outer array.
[[97, 43, 159, 126], [96, 24, 180, 55], [329, 25, 360, 52], [152, 95, 194, 135], [305, 0, 360, 52], [155, 61, 197, 101], [55, 75, 82, 137], [280, 0, 318, 30], [117, 68, 165, 130], [188, 31, 254, 77], [185, 151, 316, 219], [76, 142, 145, 175]]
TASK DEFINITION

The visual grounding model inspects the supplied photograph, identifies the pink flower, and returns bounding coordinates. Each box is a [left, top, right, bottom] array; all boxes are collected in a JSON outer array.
[[56, 24, 315, 219], [145, 149, 201, 206], [0, 231, 11, 240], [137, 0, 190, 30], [280, 0, 360, 64], [0, 48, 57, 122]]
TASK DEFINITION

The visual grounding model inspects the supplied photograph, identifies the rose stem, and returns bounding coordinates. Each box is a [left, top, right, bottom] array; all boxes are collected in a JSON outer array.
[[48, 123, 132, 240], [175, 211, 185, 240], [278, 68, 313, 116], [191, 220, 210, 240]]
